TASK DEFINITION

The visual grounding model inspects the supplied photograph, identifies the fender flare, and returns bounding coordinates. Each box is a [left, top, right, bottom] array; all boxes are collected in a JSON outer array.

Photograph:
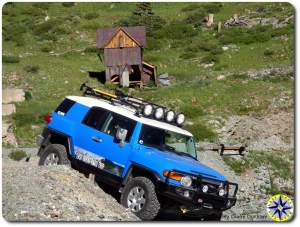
[[38, 128, 73, 157], [122, 163, 163, 186]]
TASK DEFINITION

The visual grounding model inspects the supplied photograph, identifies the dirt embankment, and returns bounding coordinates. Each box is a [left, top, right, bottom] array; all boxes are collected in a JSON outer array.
[[2, 155, 139, 222]]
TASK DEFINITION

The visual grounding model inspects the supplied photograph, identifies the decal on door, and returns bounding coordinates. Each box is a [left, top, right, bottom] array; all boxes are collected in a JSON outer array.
[[74, 146, 124, 176]]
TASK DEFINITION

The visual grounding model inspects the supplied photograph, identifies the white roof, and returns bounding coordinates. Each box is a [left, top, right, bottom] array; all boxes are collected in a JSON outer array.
[[67, 96, 193, 137]]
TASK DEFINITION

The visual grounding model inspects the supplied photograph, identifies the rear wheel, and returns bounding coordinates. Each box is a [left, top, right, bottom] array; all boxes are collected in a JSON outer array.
[[38, 144, 70, 166], [120, 177, 160, 220]]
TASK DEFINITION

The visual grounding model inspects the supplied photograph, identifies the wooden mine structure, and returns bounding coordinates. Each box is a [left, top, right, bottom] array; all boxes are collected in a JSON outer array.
[[96, 26, 156, 87]]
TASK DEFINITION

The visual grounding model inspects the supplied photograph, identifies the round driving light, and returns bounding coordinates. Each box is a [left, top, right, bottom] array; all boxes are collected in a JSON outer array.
[[154, 107, 164, 120], [143, 104, 153, 116], [165, 110, 175, 122], [183, 190, 190, 198], [219, 188, 225, 196], [202, 185, 209, 193], [176, 113, 185, 125], [180, 176, 192, 187]]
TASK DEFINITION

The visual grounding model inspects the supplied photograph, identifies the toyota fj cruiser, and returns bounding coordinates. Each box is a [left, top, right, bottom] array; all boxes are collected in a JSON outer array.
[[37, 84, 238, 221]]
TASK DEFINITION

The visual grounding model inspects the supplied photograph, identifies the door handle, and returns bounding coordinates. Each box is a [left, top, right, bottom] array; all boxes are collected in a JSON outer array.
[[92, 136, 102, 143]]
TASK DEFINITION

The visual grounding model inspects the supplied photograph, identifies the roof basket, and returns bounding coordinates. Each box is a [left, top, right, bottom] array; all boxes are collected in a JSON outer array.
[[80, 83, 185, 127]]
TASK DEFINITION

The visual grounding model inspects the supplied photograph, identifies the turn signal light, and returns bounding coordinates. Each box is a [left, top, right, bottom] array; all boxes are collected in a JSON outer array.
[[163, 170, 183, 181]]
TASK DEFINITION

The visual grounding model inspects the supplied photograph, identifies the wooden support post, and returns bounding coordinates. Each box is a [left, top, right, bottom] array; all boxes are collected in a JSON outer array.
[[207, 14, 214, 27], [218, 21, 222, 33]]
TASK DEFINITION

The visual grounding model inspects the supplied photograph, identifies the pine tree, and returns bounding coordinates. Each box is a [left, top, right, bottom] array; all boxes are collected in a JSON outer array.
[[133, 2, 154, 17]]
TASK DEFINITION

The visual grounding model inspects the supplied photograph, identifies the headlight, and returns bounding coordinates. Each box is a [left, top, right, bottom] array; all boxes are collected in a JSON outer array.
[[202, 185, 209, 193], [165, 110, 175, 122], [143, 104, 153, 116], [154, 107, 164, 120], [180, 176, 192, 187], [176, 113, 185, 125], [219, 188, 225, 196]]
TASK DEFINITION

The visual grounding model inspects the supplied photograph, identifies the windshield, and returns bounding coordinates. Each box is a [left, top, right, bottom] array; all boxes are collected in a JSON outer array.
[[139, 124, 197, 159]]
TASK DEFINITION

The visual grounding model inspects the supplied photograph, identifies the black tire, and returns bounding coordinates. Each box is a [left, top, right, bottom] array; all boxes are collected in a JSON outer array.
[[120, 177, 160, 220], [203, 211, 222, 221], [38, 144, 70, 166]]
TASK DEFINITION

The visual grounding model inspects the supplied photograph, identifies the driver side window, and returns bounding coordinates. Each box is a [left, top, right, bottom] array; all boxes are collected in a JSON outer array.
[[102, 113, 136, 142]]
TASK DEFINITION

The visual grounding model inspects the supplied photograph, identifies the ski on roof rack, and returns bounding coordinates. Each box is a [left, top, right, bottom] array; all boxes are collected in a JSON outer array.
[[80, 83, 186, 127]]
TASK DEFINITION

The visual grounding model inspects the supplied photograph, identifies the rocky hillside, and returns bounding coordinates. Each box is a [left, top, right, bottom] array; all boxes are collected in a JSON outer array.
[[2, 153, 139, 221]]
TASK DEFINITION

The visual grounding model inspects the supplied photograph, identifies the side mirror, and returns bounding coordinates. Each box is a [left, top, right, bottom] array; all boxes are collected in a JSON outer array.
[[116, 127, 128, 144]]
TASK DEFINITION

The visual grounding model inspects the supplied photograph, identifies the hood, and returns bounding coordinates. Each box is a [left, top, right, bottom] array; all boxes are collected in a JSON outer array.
[[141, 147, 226, 181]]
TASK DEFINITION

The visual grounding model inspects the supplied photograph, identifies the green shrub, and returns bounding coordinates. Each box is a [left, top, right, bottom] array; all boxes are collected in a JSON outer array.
[[271, 24, 294, 37], [182, 3, 223, 14], [3, 55, 20, 63], [12, 112, 44, 128], [264, 49, 274, 56], [25, 91, 32, 101], [179, 52, 197, 59], [180, 105, 204, 119], [62, 2, 75, 7], [223, 156, 250, 174], [38, 33, 58, 42], [84, 12, 99, 20], [40, 45, 52, 53], [24, 65, 40, 73], [184, 122, 217, 142], [185, 12, 206, 27], [201, 54, 219, 64], [22, 7, 45, 17], [217, 25, 273, 45], [147, 37, 164, 50], [157, 22, 198, 40], [52, 25, 71, 35], [33, 20, 57, 35], [3, 23, 26, 46], [84, 46, 99, 53], [33, 3, 50, 10], [8, 150, 27, 161], [214, 63, 228, 71]]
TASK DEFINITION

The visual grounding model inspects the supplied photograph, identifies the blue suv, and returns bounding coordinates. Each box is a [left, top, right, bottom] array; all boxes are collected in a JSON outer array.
[[37, 86, 238, 221]]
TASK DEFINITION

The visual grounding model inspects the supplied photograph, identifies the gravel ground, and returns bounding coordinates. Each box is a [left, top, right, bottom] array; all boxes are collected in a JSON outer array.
[[2, 153, 139, 222], [198, 149, 272, 221], [2, 147, 285, 222]]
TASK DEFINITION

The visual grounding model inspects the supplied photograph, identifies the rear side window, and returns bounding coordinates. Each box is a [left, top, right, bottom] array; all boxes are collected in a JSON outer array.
[[82, 107, 110, 131], [55, 98, 75, 115]]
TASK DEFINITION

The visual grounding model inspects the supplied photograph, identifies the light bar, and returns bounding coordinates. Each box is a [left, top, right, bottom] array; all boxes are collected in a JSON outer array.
[[143, 104, 153, 116], [154, 107, 164, 120], [165, 110, 175, 123], [176, 113, 185, 126]]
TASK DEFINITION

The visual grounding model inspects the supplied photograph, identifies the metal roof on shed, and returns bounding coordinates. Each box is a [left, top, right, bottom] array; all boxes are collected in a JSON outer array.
[[96, 26, 147, 48]]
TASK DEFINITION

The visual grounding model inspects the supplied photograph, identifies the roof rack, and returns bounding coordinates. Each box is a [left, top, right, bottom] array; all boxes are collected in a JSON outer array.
[[80, 83, 185, 127]]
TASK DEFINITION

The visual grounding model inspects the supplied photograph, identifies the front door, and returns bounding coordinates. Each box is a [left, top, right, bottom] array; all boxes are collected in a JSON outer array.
[[74, 106, 136, 177]]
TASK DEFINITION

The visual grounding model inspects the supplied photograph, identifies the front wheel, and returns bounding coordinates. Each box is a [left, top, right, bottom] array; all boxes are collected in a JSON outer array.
[[203, 211, 223, 221], [120, 177, 160, 220], [38, 144, 70, 166]]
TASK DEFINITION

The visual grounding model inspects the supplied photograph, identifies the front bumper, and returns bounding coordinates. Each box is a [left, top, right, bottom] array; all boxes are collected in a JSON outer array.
[[160, 183, 237, 211], [158, 170, 238, 212]]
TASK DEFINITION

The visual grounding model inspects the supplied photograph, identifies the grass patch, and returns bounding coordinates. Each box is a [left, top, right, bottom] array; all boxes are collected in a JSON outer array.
[[223, 150, 293, 180], [3, 55, 20, 63], [184, 122, 217, 142], [8, 150, 27, 161], [24, 65, 40, 73]]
